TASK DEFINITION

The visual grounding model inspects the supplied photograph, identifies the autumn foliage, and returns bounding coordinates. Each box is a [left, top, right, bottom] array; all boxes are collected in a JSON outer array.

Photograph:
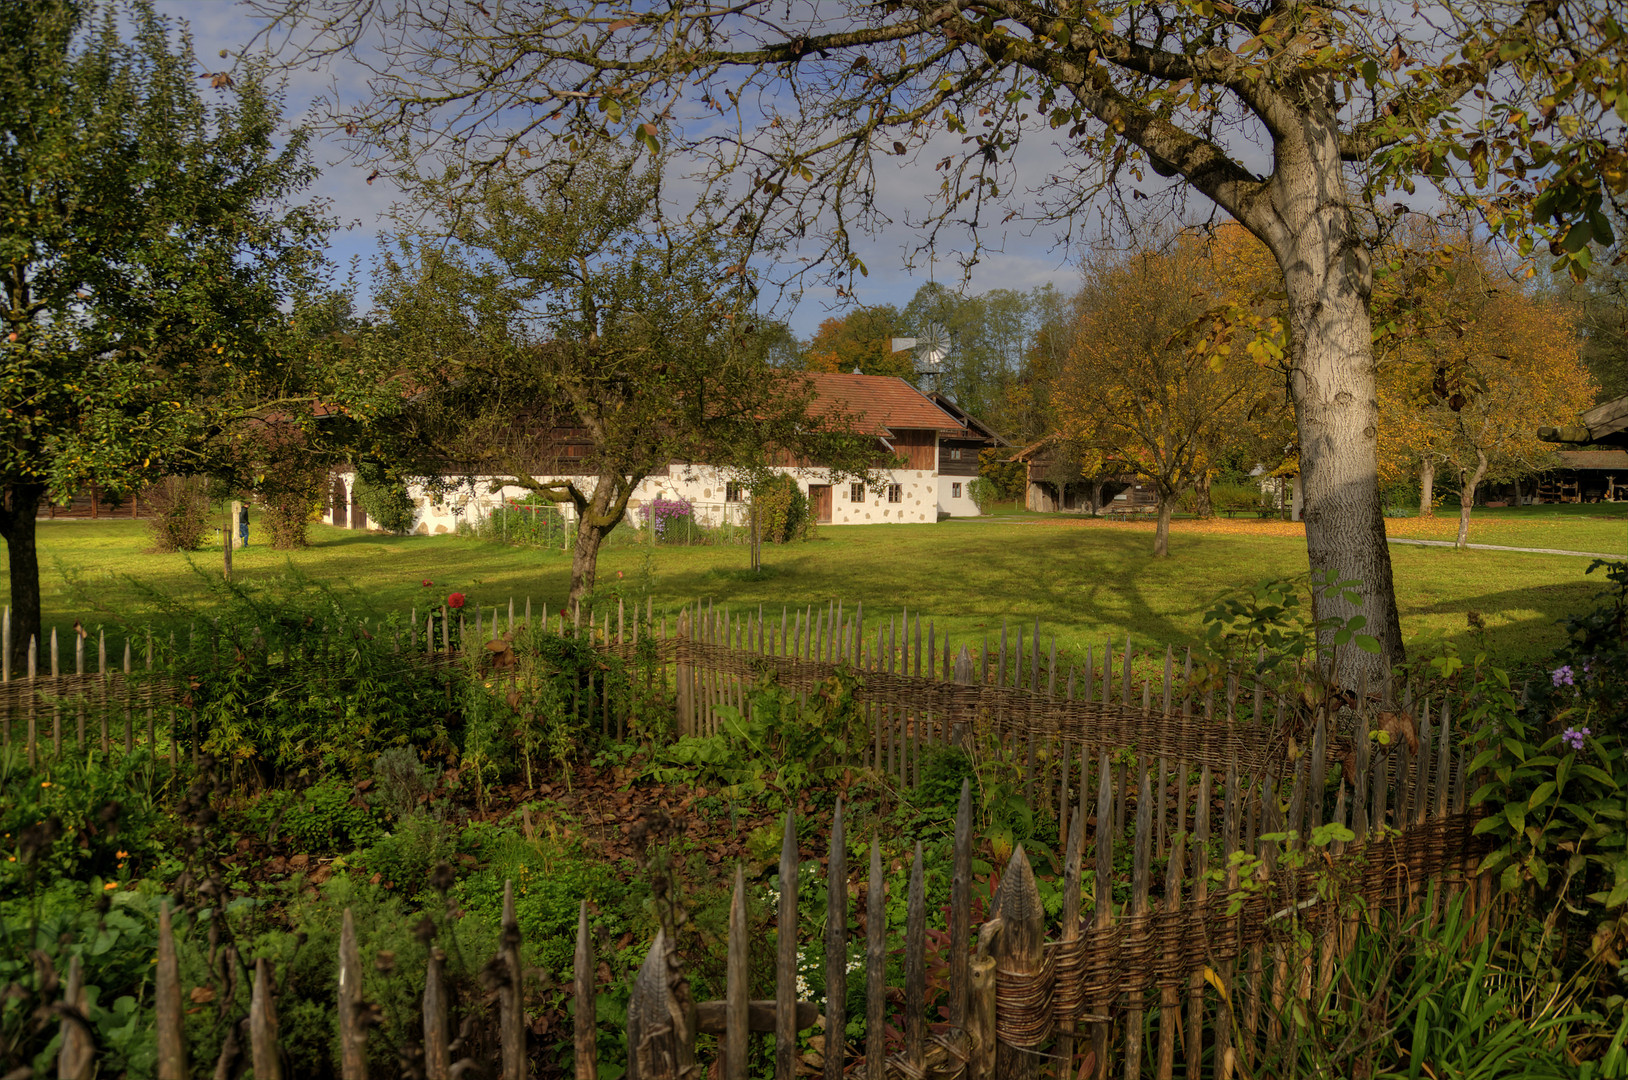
[[1373, 232, 1595, 544], [1056, 228, 1289, 557]]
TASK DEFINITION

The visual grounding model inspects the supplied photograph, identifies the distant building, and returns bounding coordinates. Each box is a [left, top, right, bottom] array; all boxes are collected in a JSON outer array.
[[1012, 436, 1156, 513], [1529, 394, 1628, 502], [326, 373, 1006, 534]]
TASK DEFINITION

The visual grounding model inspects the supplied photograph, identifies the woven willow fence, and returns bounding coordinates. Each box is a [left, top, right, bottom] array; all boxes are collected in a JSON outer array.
[[13, 596, 1498, 1078], [43, 731, 1490, 1080]]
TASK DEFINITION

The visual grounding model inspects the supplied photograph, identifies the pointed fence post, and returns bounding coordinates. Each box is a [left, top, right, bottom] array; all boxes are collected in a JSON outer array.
[[626, 930, 696, 1080], [994, 846, 1048, 1079], [727, 867, 749, 1080], [500, 881, 525, 1080], [574, 901, 598, 1080], [156, 903, 187, 1080], [57, 956, 93, 1080], [424, 946, 450, 1080], [250, 958, 281, 1080], [338, 909, 368, 1080], [824, 802, 847, 1080], [776, 810, 799, 1080]]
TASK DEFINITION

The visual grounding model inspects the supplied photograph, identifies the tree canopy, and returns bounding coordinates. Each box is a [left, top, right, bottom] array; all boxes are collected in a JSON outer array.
[[365, 149, 876, 602], [1058, 227, 1288, 555], [0, 0, 329, 671], [252, 0, 1628, 681]]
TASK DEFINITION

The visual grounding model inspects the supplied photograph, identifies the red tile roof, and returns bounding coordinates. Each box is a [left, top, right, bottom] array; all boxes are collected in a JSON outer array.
[[802, 372, 966, 436]]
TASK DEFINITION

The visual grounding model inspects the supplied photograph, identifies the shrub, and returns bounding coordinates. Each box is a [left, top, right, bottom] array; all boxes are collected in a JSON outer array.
[[966, 476, 1000, 512], [1209, 481, 1263, 510], [142, 476, 211, 551], [350, 461, 417, 534], [751, 474, 813, 542]]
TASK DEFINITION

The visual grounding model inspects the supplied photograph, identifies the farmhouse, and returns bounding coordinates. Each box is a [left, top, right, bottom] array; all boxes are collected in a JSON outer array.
[[325, 373, 1005, 534]]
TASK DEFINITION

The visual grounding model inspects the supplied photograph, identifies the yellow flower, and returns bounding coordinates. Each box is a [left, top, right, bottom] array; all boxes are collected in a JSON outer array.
[[39, 781, 50, 788], [103, 882, 117, 891], [117, 850, 129, 859]]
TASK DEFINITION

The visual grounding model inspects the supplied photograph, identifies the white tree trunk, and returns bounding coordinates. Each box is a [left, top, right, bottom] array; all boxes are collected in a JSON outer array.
[[1419, 457, 1435, 517], [1265, 120, 1405, 684]]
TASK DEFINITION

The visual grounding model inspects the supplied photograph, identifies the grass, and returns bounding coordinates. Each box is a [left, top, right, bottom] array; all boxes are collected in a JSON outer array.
[[4, 506, 1619, 672], [1384, 502, 1628, 554]]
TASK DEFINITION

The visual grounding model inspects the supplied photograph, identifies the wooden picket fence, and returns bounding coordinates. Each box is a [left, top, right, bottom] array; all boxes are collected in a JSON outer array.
[[12, 596, 1500, 1078], [45, 728, 1489, 1079]]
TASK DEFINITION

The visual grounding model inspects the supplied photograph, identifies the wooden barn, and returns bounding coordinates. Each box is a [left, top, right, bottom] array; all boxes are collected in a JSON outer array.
[[1532, 393, 1628, 503], [1013, 436, 1156, 513]]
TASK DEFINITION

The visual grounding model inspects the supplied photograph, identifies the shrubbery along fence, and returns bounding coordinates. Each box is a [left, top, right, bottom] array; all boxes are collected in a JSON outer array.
[[4, 597, 1499, 1078]]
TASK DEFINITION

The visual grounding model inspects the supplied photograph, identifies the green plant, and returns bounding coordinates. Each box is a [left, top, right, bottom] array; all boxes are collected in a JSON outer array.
[[751, 473, 813, 543], [643, 666, 864, 801], [0, 882, 168, 1078], [350, 461, 417, 534], [1, 752, 170, 894], [1251, 891, 1587, 1078], [141, 476, 212, 552]]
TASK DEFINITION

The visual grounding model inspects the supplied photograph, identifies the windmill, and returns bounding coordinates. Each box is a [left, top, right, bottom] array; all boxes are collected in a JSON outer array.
[[890, 322, 950, 394]]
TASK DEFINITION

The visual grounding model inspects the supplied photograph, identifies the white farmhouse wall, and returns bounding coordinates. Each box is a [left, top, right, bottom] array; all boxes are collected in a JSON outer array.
[[937, 477, 981, 517], [385, 462, 940, 536]]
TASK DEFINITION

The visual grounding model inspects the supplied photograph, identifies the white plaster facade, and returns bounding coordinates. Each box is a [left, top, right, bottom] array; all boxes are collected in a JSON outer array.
[[333, 461, 947, 537], [937, 476, 983, 518]]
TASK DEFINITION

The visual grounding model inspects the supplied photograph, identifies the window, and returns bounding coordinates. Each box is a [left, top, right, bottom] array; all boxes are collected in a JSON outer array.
[[850, 483, 865, 502], [950, 448, 962, 461], [952, 482, 963, 498], [887, 484, 902, 503], [724, 481, 744, 502]]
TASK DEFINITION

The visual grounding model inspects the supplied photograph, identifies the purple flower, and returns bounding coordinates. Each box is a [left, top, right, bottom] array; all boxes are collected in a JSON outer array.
[[1561, 726, 1591, 751], [1552, 665, 1575, 688]]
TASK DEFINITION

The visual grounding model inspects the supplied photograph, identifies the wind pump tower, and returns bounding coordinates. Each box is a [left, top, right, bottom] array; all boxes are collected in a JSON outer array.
[[890, 322, 950, 395]]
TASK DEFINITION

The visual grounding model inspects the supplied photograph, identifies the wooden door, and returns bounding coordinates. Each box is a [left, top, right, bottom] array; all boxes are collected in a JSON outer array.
[[809, 484, 832, 523]]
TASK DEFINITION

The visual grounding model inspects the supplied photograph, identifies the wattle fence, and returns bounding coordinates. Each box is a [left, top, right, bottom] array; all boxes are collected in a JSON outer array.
[[8, 597, 1499, 1079]]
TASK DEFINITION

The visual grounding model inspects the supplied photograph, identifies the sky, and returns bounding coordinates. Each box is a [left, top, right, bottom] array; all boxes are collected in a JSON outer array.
[[156, 0, 1110, 337]]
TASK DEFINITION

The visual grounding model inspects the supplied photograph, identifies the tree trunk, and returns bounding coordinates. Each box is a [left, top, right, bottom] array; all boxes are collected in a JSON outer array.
[[0, 485, 44, 675], [1269, 135, 1405, 684], [1512, 475, 1522, 508], [567, 472, 633, 604], [1456, 451, 1487, 549], [1419, 457, 1435, 517], [1153, 498, 1172, 558], [1194, 474, 1213, 519], [1090, 480, 1104, 515], [570, 517, 607, 605]]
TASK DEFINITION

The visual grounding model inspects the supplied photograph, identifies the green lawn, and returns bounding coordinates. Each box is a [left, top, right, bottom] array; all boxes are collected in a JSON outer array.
[[3, 509, 1615, 671], [1384, 502, 1628, 555]]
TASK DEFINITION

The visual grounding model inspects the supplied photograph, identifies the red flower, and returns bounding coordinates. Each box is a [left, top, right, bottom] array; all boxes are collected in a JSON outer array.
[[447, 592, 466, 609], [422, 579, 433, 587]]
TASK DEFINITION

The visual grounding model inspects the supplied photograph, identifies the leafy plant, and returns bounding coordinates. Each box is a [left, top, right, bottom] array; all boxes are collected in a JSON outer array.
[[350, 460, 417, 534]]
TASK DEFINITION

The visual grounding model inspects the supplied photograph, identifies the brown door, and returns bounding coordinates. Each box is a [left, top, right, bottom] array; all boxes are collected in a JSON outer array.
[[809, 484, 832, 523], [331, 476, 347, 527]]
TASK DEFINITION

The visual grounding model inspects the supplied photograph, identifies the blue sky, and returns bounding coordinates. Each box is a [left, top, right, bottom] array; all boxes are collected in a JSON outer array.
[[156, 0, 1101, 336]]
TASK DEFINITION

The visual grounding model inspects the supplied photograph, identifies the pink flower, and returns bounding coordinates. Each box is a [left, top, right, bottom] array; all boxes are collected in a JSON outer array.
[[447, 592, 466, 609], [617, 571, 623, 579]]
